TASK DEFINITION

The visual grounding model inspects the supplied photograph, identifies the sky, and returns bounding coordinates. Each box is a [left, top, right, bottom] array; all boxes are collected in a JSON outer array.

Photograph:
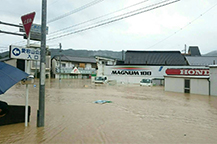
[[0, 0, 217, 54]]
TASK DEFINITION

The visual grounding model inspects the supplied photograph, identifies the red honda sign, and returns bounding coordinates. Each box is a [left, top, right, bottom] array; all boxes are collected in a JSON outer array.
[[166, 69, 209, 76], [21, 12, 35, 38]]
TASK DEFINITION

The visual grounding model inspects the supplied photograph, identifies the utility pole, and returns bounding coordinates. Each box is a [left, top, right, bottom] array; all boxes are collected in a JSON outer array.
[[37, 0, 47, 127], [59, 43, 62, 81]]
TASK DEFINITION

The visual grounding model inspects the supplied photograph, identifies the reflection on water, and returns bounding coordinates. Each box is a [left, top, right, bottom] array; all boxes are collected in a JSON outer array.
[[1, 79, 217, 143]]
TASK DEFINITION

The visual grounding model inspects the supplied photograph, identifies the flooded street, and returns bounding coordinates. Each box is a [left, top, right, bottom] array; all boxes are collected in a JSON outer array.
[[1, 79, 217, 143]]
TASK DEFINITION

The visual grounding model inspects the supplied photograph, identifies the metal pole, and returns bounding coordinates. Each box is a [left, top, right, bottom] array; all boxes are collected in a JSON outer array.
[[37, 0, 47, 127], [25, 33, 30, 127], [59, 43, 62, 81]]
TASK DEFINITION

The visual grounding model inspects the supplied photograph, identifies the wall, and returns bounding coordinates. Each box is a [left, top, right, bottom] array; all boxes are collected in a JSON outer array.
[[165, 77, 209, 95], [210, 66, 217, 96], [191, 79, 209, 95], [165, 77, 184, 93]]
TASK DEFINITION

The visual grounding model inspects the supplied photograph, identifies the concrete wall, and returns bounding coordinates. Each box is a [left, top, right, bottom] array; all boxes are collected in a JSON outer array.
[[210, 66, 217, 96], [165, 77, 184, 93], [191, 79, 209, 95], [165, 77, 209, 95]]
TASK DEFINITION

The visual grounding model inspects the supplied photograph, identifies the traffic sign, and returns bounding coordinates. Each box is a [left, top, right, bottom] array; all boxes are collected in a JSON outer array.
[[21, 12, 35, 38], [10, 45, 41, 61], [19, 23, 48, 34]]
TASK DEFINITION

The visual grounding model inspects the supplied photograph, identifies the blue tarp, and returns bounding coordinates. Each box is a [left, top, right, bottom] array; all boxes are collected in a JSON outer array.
[[0, 62, 29, 95]]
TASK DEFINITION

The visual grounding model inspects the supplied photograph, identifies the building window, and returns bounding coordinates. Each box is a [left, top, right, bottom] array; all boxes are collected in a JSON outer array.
[[184, 79, 190, 93]]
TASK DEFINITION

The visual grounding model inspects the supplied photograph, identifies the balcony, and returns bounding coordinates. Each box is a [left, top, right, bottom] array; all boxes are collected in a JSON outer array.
[[56, 67, 96, 74]]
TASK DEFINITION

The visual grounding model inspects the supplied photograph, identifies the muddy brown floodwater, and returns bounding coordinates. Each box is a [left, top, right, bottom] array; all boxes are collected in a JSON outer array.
[[1, 79, 217, 144]]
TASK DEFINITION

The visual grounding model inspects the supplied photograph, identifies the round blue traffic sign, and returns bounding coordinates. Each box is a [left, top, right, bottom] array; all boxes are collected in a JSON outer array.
[[12, 48, 21, 56]]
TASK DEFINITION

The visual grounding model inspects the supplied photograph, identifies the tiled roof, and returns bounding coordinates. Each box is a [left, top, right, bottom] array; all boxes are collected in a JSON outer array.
[[185, 56, 217, 66], [124, 51, 187, 65], [53, 55, 96, 63]]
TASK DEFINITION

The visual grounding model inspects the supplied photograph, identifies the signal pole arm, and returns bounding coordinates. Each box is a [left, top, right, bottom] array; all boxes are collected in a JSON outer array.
[[0, 30, 25, 37]]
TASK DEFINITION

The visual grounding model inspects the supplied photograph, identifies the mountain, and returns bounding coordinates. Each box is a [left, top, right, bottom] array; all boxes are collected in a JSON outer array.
[[0, 49, 124, 60], [49, 49, 124, 60], [203, 50, 217, 56]]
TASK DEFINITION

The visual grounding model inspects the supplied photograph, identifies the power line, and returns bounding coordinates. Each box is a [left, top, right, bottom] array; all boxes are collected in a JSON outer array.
[[145, 1, 217, 49], [48, 0, 105, 23], [49, 0, 149, 36], [47, 0, 180, 41], [48, 0, 176, 38]]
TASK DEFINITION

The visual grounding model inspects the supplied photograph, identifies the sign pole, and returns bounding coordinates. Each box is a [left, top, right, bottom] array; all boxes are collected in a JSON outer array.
[[25, 33, 31, 127], [37, 0, 47, 127], [21, 12, 35, 127]]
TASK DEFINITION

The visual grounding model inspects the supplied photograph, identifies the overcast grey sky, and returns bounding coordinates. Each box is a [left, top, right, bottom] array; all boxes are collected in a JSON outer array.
[[0, 0, 217, 54]]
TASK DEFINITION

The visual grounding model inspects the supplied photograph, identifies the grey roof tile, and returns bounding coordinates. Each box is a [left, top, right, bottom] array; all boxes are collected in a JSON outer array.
[[124, 51, 187, 65], [185, 56, 217, 66]]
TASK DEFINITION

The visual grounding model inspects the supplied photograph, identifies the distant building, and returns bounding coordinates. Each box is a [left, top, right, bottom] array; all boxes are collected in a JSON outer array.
[[187, 46, 201, 56], [51, 55, 97, 79]]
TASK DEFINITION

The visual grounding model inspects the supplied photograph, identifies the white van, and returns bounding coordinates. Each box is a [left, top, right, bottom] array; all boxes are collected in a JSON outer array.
[[94, 76, 108, 84], [140, 78, 154, 86]]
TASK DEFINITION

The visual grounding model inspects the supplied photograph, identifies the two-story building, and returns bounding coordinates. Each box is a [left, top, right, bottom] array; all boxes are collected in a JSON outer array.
[[51, 55, 97, 79]]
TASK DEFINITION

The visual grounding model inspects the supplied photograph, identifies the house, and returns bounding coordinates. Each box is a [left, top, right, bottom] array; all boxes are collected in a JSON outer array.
[[51, 55, 97, 79]]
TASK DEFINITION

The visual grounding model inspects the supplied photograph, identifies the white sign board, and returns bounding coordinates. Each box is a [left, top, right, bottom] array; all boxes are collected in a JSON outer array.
[[31, 23, 48, 34], [20, 23, 48, 34], [10, 45, 40, 61]]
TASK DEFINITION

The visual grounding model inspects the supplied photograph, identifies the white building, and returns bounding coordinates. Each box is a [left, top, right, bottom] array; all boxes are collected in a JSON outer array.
[[95, 56, 116, 76], [104, 65, 208, 84], [210, 65, 217, 96], [164, 67, 217, 96]]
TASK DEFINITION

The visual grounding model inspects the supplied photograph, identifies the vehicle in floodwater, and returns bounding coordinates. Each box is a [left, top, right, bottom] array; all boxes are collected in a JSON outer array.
[[94, 76, 108, 84]]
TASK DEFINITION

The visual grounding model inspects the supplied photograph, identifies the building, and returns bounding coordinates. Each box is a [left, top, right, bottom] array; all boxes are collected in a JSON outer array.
[[0, 56, 51, 78], [210, 65, 217, 96], [164, 68, 209, 95], [164, 66, 217, 96], [51, 55, 97, 79], [186, 46, 201, 56], [104, 50, 194, 84], [185, 56, 217, 66], [95, 56, 117, 76], [124, 50, 187, 65]]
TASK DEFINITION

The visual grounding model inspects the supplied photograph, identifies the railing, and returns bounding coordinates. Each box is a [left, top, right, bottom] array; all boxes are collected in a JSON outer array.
[[56, 67, 96, 74]]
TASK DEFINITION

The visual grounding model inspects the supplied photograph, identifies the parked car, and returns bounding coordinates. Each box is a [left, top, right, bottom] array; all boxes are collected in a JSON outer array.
[[140, 78, 154, 86], [94, 76, 108, 84]]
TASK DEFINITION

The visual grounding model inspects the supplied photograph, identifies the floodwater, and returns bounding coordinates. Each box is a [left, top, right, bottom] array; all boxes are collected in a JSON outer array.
[[1, 79, 217, 144]]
